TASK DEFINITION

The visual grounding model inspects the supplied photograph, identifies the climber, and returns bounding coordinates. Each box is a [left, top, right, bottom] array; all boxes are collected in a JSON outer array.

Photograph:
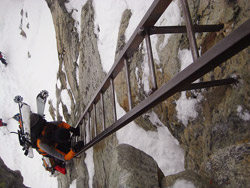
[[0, 119, 7, 127], [0, 51, 7, 66], [29, 113, 84, 162]]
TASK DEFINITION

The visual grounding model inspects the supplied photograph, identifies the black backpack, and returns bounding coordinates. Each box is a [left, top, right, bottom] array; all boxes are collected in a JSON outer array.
[[30, 113, 47, 148]]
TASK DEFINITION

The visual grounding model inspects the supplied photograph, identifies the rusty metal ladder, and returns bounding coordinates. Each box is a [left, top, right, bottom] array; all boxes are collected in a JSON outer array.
[[74, 0, 250, 156]]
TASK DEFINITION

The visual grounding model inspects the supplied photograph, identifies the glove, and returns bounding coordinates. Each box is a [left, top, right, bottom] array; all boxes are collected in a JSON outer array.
[[70, 126, 80, 136], [72, 141, 84, 153]]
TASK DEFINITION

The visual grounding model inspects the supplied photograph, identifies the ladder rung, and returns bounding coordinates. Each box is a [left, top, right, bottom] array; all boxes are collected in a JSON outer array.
[[82, 118, 86, 144], [180, 0, 199, 61], [124, 57, 133, 110], [100, 92, 106, 131], [181, 78, 237, 91], [79, 119, 82, 140], [145, 30, 158, 91], [88, 112, 91, 142], [93, 103, 97, 137], [110, 78, 117, 122], [149, 24, 224, 35]]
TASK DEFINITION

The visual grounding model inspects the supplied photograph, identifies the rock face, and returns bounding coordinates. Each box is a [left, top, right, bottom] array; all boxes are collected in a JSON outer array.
[[0, 157, 27, 188], [45, 0, 250, 187], [161, 170, 214, 188], [109, 144, 162, 188], [203, 142, 250, 188], [45, 0, 80, 124]]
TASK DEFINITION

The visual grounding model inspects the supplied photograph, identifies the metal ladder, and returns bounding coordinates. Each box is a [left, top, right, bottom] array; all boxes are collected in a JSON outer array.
[[74, 0, 250, 156]]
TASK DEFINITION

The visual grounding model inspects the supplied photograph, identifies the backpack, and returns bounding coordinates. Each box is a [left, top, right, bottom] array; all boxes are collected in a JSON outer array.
[[29, 113, 47, 148]]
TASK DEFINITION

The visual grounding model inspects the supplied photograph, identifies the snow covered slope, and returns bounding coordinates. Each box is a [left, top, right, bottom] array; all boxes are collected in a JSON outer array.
[[0, 0, 58, 187]]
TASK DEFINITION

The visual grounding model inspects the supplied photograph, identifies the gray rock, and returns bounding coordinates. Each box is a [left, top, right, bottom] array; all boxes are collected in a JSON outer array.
[[0, 157, 27, 188], [45, 0, 80, 124], [109, 144, 162, 188], [161, 170, 217, 188], [203, 142, 250, 188]]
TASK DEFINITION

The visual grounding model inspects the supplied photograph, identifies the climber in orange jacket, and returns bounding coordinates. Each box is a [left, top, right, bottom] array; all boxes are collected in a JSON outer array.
[[28, 113, 84, 161], [36, 121, 84, 161]]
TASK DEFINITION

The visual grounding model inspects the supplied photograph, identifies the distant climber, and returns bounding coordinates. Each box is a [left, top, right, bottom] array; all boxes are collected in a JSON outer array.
[[0, 119, 7, 127], [0, 51, 7, 66]]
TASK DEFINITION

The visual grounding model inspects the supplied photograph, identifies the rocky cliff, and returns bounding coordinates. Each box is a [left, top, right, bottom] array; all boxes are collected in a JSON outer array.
[[0, 157, 27, 188], [45, 0, 249, 187]]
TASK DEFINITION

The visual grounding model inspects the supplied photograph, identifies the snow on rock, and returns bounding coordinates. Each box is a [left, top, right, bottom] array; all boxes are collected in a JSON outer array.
[[69, 179, 77, 188], [116, 101, 185, 176], [141, 46, 151, 94], [175, 49, 202, 126], [154, 0, 182, 63], [171, 179, 196, 188], [124, 0, 154, 42], [65, 0, 88, 36], [85, 148, 94, 188], [61, 89, 72, 114], [57, 78, 62, 89], [93, 0, 128, 73], [237, 105, 250, 121], [176, 92, 200, 126]]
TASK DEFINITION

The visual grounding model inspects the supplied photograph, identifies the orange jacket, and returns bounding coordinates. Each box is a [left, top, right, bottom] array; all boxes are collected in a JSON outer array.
[[36, 121, 75, 161]]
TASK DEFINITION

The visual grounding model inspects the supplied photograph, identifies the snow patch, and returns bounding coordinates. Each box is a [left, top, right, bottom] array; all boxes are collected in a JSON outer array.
[[61, 63, 71, 90], [57, 78, 62, 89], [76, 54, 80, 86], [84, 116, 94, 187], [58, 101, 65, 122], [142, 46, 151, 94], [178, 49, 193, 71], [69, 179, 77, 188], [154, 0, 182, 58], [175, 92, 201, 126], [175, 49, 202, 126], [65, 0, 88, 36], [237, 105, 250, 121], [171, 179, 196, 188], [85, 148, 94, 188], [124, 0, 154, 42], [93, 0, 127, 73], [61, 89, 72, 114]]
